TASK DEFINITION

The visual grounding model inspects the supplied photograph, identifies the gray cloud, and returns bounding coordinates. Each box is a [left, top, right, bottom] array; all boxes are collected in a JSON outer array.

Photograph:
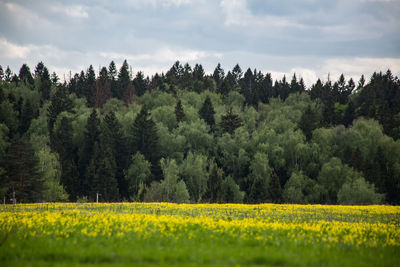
[[0, 0, 399, 85]]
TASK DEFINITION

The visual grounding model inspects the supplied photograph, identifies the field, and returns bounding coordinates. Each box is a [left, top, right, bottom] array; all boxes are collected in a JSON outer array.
[[0, 203, 399, 266]]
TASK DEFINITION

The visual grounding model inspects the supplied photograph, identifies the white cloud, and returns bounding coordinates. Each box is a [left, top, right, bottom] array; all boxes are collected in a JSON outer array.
[[64, 6, 89, 18], [0, 38, 37, 59], [124, 0, 193, 8]]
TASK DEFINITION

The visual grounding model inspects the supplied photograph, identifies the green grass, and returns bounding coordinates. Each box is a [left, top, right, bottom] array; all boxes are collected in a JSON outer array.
[[0, 203, 399, 266]]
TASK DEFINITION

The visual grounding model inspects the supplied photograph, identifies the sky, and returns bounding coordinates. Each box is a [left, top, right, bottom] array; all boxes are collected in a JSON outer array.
[[0, 0, 399, 86]]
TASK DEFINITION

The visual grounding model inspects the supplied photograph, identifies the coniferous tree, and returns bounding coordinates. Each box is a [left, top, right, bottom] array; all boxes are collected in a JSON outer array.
[[87, 124, 119, 201], [132, 106, 160, 178], [54, 117, 80, 200], [0, 65, 4, 80], [5, 66, 12, 82], [104, 111, 129, 199], [205, 160, 224, 203], [18, 64, 34, 88], [199, 96, 215, 130], [174, 99, 185, 123], [269, 173, 283, 203], [5, 138, 43, 203], [117, 60, 130, 99], [298, 105, 319, 141], [80, 109, 101, 196], [248, 175, 268, 204], [19, 99, 34, 134], [220, 108, 242, 134], [133, 71, 147, 96]]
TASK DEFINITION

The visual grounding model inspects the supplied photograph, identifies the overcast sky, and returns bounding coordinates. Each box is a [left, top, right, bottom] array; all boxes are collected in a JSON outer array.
[[0, 0, 399, 86]]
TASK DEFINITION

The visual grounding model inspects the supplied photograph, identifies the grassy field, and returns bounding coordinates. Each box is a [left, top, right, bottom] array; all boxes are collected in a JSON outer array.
[[0, 203, 399, 266]]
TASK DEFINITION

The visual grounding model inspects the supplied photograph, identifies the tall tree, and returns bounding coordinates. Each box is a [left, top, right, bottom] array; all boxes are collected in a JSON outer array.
[[174, 99, 186, 123], [117, 60, 131, 99], [18, 64, 34, 88], [131, 106, 160, 178], [220, 108, 242, 134], [6, 138, 43, 203], [199, 96, 215, 130]]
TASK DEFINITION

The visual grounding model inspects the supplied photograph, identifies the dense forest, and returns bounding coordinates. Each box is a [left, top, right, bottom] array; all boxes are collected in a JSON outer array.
[[0, 61, 399, 205]]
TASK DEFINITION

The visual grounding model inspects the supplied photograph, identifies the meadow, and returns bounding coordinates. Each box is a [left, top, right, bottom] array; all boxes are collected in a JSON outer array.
[[0, 203, 399, 266]]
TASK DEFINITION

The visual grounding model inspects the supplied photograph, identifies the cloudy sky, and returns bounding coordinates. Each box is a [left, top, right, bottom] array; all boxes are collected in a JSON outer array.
[[0, 0, 399, 86]]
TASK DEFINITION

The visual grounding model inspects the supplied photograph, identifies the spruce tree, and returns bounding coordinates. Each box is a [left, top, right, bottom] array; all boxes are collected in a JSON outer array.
[[132, 106, 160, 178], [220, 108, 242, 134], [298, 105, 319, 141], [249, 175, 268, 204], [174, 99, 185, 123], [199, 96, 215, 130], [6, 138, 43, 203], [117, 60, 130, 99], [269, 173, 283, 203], [205, 160, 223, 203], [79, 109, 101, 196]]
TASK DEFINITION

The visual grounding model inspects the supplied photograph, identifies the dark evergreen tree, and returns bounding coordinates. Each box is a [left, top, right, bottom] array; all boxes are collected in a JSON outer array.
[[47, 86, 73, 144], [79, 109, 101, 196], [131, 106, 160, 178], [104, 111, 129, 199], [87, 124, 119, 201], [269, 173, 283, 203], [116, 60, 130, 99], [174, 99, 186, 123], [19, 99, 34, 134], [205, 160, 223, 203], [18, 64, 34, 88], [199, 96, 215, 130], [248, 175, 268, 204], [54, 117, 80, 200], [0, 65, 3, 80], [5, 66, 13, 82], [35, 62, 52, 100], [5, 138, 43, 203], [220, 108, 242, 134], [298, 105, 319, 141], [92, 67, 111, 108], [212, 63, 224, 89], [133, 71, 147, 96]]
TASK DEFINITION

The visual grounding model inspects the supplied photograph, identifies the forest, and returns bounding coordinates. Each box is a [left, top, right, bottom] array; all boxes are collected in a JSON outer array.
[[0, 61, 399, 205]]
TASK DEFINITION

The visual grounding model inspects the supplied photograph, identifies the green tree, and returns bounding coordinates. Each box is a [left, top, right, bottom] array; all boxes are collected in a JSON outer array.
[[180, 152, 208, 203], [6, 138, 44, 203], [198, 96, 215, 130], [131, 106, 160, 177], [337, 177, 383, 205], [220, 176, 244, 203], [117, 60, 131, 99], [205, 160, 224, 203], [220, 108, 242, 134], [174, 99, 186, 123], [283, 171, 316, 204], [298, 104, 319, 141], [125, 152, 151, 200], [160, 158, 190, 203]]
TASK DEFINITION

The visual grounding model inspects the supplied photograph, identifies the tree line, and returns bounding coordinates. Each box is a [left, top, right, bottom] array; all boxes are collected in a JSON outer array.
[[0, 61, 399, 204]]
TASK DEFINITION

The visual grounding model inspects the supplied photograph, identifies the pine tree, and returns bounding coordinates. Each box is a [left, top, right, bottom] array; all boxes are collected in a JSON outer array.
[[19, 99, 34, 134], [199, 96, 215, 130], [133, 71, 147, 96], [104, 111, 129, 199], [87, 125, 119, 202], [6, 138, 43, 203], [298, 105, 319, 141], [54, 117, 80, 201], [18, 64, 34, 88], [269, 173, 283, 203], [132, 106, 160, 178], [205, 160, 223, 203], [117, 60, 131, 99], [248, 175, 268, 204], [79, 109, 101, 196], [174, 99, 185, 123], [220, 108, 242, 134]]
